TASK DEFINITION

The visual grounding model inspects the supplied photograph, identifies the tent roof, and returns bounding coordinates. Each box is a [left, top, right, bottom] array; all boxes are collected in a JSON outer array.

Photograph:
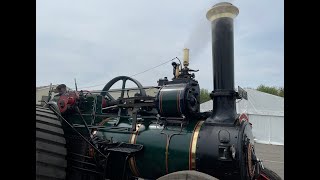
[[200, 88, 284, 116]]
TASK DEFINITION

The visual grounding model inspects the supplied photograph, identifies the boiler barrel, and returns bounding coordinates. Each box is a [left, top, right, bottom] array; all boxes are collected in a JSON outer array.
[[97, 119, 202, 179], [97, 118, 252, 179]]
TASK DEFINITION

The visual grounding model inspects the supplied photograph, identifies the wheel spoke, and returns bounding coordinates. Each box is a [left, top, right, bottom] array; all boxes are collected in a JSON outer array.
[[121, 79, 127, 98]]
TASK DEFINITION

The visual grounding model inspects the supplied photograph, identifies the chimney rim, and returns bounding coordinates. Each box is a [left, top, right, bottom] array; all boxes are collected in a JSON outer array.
[[206, 2, 239, 22]]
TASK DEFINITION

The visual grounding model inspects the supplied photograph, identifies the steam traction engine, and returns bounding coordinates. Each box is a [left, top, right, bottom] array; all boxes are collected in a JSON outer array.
[[36, 2, 281, 180]]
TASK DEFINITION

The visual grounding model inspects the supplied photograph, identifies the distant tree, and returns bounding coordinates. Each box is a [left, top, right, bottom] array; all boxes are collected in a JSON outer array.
[[200, 88, 211, 103], [256, 85, 284, 97], [278, 87, 284, 97]]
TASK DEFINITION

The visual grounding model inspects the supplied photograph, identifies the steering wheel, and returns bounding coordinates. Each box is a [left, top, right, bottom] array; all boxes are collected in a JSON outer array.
[[100, 76, 147, 100]]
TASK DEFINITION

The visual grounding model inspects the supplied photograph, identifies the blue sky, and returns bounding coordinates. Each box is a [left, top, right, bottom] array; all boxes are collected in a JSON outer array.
[[36, 0, 284, 91]]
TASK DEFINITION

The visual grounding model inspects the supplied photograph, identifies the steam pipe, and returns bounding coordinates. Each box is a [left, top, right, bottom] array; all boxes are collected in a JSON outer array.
[[183, 48, 189, 68]]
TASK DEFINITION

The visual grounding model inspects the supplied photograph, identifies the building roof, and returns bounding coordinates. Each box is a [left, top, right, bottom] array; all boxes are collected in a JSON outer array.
[[36, 85, 58, 91], [36, 84, 72, 91]]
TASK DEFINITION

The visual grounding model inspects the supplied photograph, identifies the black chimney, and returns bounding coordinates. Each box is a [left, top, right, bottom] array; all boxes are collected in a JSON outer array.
[[206, 2, 239, 124]]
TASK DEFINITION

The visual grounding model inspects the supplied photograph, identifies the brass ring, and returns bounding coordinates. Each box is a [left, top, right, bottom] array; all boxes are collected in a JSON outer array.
[[189, 121, 204, 170], [129, 125, 141, 177]]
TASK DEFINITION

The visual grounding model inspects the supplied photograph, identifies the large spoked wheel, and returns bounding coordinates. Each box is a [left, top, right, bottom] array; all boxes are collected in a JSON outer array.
[[100, 76, 146, 100], [157, 170, 218, 180], [36, 105, 67, 180]]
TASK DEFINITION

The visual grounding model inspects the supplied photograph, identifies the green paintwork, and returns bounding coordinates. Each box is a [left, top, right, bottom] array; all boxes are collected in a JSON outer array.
[[159, 85, 186, 117], [62, 93, 203, 179], [135, 124, 167, 178], [96, 119, 199, 179], [166, 122, 195, 173]]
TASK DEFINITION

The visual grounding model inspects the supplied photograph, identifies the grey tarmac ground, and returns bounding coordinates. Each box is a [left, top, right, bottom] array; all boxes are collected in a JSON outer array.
[[255, 143, 284, 179]]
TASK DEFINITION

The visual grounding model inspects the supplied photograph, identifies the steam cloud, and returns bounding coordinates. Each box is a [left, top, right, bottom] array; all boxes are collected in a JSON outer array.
[[184, 0, 236, 60], [184, 16, 211, 60]]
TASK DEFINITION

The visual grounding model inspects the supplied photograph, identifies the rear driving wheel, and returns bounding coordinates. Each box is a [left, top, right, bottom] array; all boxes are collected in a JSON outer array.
[[36, 105, 67, 180]]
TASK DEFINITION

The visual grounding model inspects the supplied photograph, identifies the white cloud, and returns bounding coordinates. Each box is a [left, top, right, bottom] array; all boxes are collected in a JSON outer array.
[[37, 0, 284, 91]]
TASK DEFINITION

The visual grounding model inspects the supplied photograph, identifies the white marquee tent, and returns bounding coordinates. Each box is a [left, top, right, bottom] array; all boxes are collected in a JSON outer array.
[[200, 89, 284, 145]]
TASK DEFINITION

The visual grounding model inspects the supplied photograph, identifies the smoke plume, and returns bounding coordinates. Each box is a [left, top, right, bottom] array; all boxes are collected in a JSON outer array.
[[184, 0, 236, 60]]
